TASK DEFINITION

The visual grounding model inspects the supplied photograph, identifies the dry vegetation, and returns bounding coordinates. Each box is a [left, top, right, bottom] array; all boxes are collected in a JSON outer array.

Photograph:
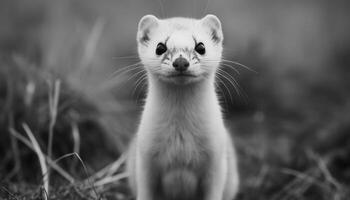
[[1, 0, 350, 199]]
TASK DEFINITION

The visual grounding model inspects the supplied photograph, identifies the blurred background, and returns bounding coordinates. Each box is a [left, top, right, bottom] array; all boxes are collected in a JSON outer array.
[[0, 0, 350, 199]]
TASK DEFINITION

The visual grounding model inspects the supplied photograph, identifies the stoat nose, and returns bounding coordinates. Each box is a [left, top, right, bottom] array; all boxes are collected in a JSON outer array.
[[172, 57, 189, 72]]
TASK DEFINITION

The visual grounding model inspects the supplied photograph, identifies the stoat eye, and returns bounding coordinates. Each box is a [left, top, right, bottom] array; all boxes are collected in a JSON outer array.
[[156, 43, 167, 55], [195, 42, 205, 55]]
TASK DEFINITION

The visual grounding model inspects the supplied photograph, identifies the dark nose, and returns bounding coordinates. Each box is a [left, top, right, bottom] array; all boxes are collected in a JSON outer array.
[[172, 57, 189, 72]]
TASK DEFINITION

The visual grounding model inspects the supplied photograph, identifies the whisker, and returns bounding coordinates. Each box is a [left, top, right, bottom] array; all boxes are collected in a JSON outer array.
[[127, 69, 147, 81], [100, 66, 145, 92], [109, 62, 142, 79], [214, 78, 229, 107], [215, 73, 234, 104], [201, 58, 257, 74], [133, 74, 148, 103], [201, 58, 221, 61], [218, 68, 249, 103], [136, 82, 148, 103], [218, 69, 240, 95], [134, 73, 147, 87], [217, 69, 242, 101], [221, 59, 257, 73], [220, 63, 240, 75], [112, 55, 139, 60]]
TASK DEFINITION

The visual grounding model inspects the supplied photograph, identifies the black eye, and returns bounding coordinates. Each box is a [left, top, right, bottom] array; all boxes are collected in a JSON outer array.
[[195, 42, 205, 55], [156, 43, 167, 55]]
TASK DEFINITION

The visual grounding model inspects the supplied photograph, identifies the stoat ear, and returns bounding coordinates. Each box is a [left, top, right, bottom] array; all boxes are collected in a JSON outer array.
[[137, 15, 159, 44], [201, 14, 223, 44]]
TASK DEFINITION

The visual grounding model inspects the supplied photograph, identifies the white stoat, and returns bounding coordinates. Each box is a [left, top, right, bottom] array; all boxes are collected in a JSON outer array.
[[127, 14, 239, 200]]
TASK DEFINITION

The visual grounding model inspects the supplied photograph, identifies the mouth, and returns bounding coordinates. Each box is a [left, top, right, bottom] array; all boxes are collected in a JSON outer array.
[[167, 72, 197, 78], [153, 68, 209, 85], [157, 71, 201, 85]]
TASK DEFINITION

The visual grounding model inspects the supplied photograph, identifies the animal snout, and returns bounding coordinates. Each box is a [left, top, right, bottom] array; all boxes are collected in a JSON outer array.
[[172, 57, 189, 72]]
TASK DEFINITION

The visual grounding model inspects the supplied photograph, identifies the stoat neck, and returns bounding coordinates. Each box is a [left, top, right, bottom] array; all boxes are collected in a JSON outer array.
[[142, 75, 223, 124]]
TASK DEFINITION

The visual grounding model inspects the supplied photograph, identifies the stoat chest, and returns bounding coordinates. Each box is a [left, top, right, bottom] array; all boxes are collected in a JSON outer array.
[[148, 117, 211, 173]]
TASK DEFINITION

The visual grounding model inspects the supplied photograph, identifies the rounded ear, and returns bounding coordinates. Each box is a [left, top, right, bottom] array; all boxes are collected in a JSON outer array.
[[137, 15, 159, 44], [201, 14, 223, 43]]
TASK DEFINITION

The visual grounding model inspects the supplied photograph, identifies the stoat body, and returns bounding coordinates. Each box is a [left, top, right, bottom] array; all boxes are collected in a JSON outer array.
[[127, 14, 239, 200]]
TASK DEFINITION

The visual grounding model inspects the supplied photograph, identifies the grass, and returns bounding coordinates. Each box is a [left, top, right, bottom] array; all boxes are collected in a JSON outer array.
[[0, 32, 131, 199]]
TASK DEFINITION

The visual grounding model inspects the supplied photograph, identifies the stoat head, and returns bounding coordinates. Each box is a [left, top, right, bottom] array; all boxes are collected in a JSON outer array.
[[137, 14, 223, 85]]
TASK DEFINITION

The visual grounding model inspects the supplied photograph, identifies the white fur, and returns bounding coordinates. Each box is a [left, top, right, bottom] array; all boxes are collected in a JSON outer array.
[[127, 15, 239, 200]]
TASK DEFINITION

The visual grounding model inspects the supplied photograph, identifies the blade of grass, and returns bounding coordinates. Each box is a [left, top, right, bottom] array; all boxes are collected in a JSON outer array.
[[86, 153, 126, 182], [24, 81, 36, 107], [0, 186, 18, 200], [42, 152, 100, 200], [69, 152, 100, 199], [22, 123, 49, 199], [72, 123, 80, 155], [9, 128, 75, 184], [47, 152, 101, 199], [80, 18, 104, 69], [277, 168, 332, 200], [90, 172, 128, 188], [48, 79, 61, 160], [308, 151, 342, 190], [6, 113, 21, 180], [71, 122, 81, 170]]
